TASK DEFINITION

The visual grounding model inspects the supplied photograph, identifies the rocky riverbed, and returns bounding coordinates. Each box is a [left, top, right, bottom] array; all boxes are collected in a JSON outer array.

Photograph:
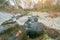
[[0, 11, 60, 40]]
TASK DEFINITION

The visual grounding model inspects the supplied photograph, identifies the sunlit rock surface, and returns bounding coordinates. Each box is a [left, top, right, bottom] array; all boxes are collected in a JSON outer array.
[[15, 12, 60, 31], [16, 16, 28, 25], [37, 12, 60, 30], [26, 12, 60, 40], [27, 12, 60, 31], [0, 12, 13, 25]]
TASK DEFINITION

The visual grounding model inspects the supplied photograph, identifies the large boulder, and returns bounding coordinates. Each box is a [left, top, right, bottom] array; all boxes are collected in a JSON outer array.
[[25, 16, 45, 38]]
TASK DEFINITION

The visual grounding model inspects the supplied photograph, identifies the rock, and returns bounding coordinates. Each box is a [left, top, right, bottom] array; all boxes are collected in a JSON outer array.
[[25, 16, 45, 38], [0, 22, 18, 34], [46, 27, 60, 40], [0, 22, 28, 40], [16, 16, 28, 25], [0, 12, 13, 25]]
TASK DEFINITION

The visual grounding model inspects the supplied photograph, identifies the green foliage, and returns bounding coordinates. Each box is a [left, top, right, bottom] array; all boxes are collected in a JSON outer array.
[[52, 5, 60, 10], [43, 34, 54, 40], [0, 0, 5, 4], [41, 7, 48, 12], [41, 5, 60, 12]]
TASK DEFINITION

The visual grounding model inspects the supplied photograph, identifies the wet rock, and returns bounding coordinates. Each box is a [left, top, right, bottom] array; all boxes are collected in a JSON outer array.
[[0, 23, 28, 40], [25, 16, 45, 38], [0, 22, 16, 34]]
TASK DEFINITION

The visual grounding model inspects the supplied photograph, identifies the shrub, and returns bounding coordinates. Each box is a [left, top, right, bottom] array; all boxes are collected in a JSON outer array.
[[41, 7, 48, 12], [0, 0, 5, 4]]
